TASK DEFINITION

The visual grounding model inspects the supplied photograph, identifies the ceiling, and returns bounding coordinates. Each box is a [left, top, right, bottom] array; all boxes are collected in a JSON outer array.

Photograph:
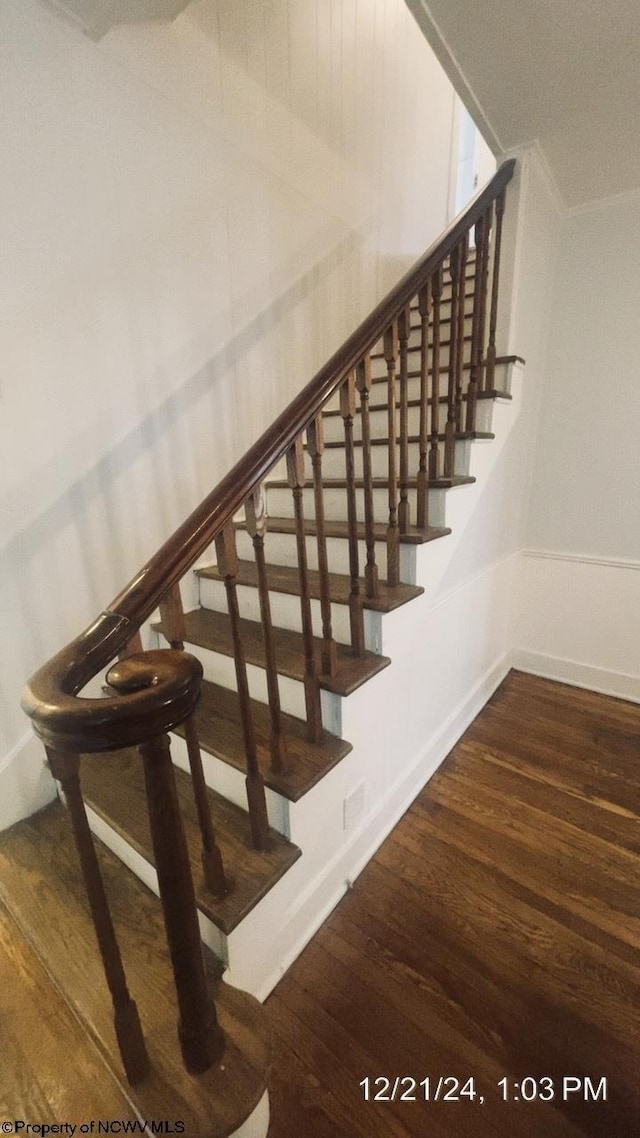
[[407, 0, 640, 209]]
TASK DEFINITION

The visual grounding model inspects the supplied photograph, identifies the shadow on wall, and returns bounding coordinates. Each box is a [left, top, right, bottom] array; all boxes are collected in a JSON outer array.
[[2, 218, 369, 595], [3, 218, 418, 752]]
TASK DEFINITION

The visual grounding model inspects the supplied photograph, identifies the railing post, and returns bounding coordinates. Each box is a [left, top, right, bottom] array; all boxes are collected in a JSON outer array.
[[417, 282, 431, 530], [444, 247, 460, 478], [138, 732, 225, 1074], [397, 305, 411, 534], [286, 438, 324, 743], [118, 629, 143, 660], [355, 354, 380, 598], [158, 584, 229, 897], [485, 190, 506, 392], [429, 265, 443, 481], [454, 234, 469, 434], [340, 373, 366, 657], [466, 214, 485, 433], [245, 488, 288, 772], [383, 322, 400, 586], [306, 417, 338, 676], [476, 206, 492, 392], [215, 525, 271, 849], [46, 747, 149, 1085]]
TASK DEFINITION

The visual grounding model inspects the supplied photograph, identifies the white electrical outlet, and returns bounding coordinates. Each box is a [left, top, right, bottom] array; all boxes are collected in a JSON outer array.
[[343, 782, 366, 833]]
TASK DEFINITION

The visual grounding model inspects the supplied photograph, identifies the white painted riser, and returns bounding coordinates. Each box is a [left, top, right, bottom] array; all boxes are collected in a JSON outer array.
[[163, 637, 341, 723], [168, 730, 291, 838], [304, 437, 470, 481], [320, 385, 495, 442], [198, 574, 382, 650], [370, 312, 474, 355], [319, 361, 509, 430], [234, 525, 420, 581], [265, 482, 449, 527], [369, 340, 470, 379]]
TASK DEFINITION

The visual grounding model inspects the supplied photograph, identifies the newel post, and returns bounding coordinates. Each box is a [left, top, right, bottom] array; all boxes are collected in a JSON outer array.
[[138, 732, 224, 1072], [107, 651, 225, 1074]]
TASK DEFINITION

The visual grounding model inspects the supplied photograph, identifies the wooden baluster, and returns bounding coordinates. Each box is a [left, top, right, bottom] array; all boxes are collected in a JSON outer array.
[[158, 584, 228, 897], [138, 732, 225, 1074], [245, 488, 287, 772], [429, 265, 443, 481], [416, 282, 431, 530], [215, 525, 271, 849], [397, 305, 411, 534], [466, 215, 486, 433], [286, 439, 324, 743], [118, 629, 143, 661], [45, 747, 149, 1086], [475, 206, 492, 392], [306, 417, 338, 676], [454, 234, 469, 433], [340, 373, 366, 657], [355, 355, 379, 598], [444, 247, 460, 478], [384, 322, 400, 586], [485, 190, 506, 393]]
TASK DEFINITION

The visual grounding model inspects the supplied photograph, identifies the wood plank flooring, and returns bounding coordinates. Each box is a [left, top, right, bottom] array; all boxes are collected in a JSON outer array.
[[0, 803, 270, 1137], [265, 671, 640, 1138], [0, 902, 134, 1122]]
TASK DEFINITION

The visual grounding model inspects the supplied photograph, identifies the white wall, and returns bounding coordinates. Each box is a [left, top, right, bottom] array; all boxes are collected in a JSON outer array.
[[1, 0, 460, 824], [515, 189, 640, 699]]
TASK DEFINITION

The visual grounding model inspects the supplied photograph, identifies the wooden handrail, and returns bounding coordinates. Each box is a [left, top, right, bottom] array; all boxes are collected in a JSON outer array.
[[111, 161, 514, 622], [20, 159, 516, 1083], [23, 159, 515, 746]]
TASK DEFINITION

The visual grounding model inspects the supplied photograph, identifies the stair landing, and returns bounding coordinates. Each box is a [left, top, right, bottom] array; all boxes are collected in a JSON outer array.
[[0, 801, 270, 1137]]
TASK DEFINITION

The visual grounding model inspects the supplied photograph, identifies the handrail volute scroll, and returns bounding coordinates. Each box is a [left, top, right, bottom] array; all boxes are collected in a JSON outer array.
[[22, 619, 203, 754]]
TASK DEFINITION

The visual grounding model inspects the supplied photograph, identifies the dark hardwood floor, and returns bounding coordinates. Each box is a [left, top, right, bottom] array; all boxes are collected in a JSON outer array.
[[0, 902, 134, 1120], [266, 671, 640, 1138]]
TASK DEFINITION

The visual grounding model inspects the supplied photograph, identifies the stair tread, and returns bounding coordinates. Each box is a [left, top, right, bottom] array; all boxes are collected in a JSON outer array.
[[238, 515, 452, 546], [319, 430, 495, 449], [266, 475, 476, 490], [0, 801, 270, 1136], [198, 559, 424, 613], [0, 900, 134, 1119], [80, 747, 301, 935], [176, 679, 352, 803], [322, 386, 513, 418], [156, 608, 391, 697]]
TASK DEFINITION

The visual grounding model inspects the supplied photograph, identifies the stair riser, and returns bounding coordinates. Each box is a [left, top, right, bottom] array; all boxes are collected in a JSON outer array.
[[168, 730, 290, 836], [320, 387, 493, 442], [370, 312, 475, 356], [234, 526, 417, 582], [199, 574, 367, 648], [176, 639, 340, 726], [264, 483, 448, 528], [304, 438, 469, 481], [321, 346, 471, 418], [366, 356, 511, 414], [369, 340, 470, 379]]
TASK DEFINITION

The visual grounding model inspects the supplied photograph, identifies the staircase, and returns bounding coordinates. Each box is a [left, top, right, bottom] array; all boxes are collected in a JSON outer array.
[[4, 161, 521, 1136]]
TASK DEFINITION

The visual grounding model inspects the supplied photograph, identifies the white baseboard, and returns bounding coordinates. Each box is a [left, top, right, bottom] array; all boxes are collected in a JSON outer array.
[[251, 649, 512, 1001], [512, 649, 640, 704], [515, 550, 640, 705], [0, 732, 56, 833]]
